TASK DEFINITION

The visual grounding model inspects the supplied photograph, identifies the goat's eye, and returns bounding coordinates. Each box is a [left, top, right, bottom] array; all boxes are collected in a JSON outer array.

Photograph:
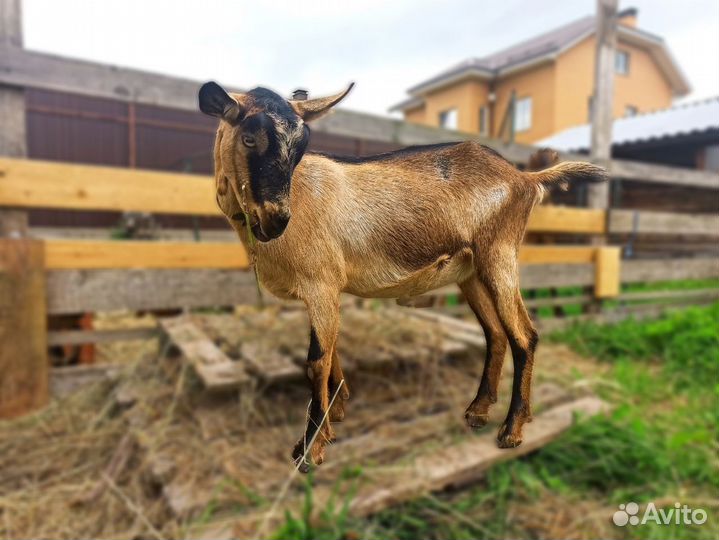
[[242, 134, 256, 148]]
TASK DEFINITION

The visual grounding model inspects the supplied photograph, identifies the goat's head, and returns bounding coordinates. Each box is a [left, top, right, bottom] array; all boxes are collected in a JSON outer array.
[[199, 81, 354, 241]]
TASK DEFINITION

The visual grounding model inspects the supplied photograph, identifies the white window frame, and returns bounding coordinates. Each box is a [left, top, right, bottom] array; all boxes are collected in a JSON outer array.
[[615, 50, 630, 75], [439, 108, 458, 130], [479, 106, 490, 136], [514, 96, 532, 132]]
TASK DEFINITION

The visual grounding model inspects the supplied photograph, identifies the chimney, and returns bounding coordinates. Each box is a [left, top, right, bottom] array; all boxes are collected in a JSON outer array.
[[292, 89, 308, 101], [617, 7, 638, 28]]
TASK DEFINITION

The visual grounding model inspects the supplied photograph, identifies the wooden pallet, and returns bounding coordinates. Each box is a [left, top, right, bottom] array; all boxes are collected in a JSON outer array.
[[159, 308, 488, 392], [159, 316, 252, 391]]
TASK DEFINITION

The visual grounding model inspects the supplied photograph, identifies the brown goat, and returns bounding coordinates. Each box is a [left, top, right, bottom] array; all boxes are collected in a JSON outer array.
[[199, 82, 608, 471]]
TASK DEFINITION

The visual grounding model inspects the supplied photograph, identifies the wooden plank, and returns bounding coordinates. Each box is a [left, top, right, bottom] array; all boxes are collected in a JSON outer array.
[[43, 239, 597, 270], [528, 206, 606, 234], [0, 238, 48, 418], [31, 226, 236, 242], [221, 396, 609, 539], [311, 400, 602, 531], [240, 342, 303, 382], [159, 316, 251, 391], [47, 327, 159, 346], [50, 363, 121, 398], [594, 246, 620, 298], [621, 258, 719, 283], [46, 269, 262, 314], [44, 239, 248, 269], [0, 157, 217, 215], [0, 44, 227, 111], [607, 160, 719, 190], [609, 209, 719, 237], [618, 287, 719, 302], [519, 245, 596, 265], [327, 382, 567, 471]]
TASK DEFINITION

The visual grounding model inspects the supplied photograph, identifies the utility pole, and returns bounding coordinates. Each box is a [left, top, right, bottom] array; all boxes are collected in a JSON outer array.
[[588, 0, 617, 210], [0, 0, 27, 157]]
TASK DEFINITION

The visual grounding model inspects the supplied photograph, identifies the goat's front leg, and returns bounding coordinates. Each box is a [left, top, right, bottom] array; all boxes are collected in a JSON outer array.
[[328, 348, 350, 422], [291, 291, 341, 472]]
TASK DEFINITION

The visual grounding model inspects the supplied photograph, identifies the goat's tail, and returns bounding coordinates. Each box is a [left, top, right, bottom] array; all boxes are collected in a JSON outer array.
[[527, 159, 609, 191]]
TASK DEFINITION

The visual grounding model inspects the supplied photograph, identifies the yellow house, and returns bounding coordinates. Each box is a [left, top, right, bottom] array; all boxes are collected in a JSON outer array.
[[390, 8, 690, 144]]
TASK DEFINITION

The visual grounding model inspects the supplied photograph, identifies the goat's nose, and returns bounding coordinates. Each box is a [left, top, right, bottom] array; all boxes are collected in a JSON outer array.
[[262, 212, 291, 240]]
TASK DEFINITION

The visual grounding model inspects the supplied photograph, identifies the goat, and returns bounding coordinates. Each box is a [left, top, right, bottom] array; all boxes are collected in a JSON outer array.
[[198, 81, 608, 471]]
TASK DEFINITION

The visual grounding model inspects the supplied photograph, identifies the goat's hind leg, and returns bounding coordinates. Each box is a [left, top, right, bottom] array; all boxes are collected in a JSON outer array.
[[459, 274, 508, 429], [480, 252, 538, 448], [291, 290, 341, 472]]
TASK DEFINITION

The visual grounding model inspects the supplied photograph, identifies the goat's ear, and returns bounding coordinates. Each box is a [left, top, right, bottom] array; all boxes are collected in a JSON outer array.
[[199, 81, 244, 123], [290, 82, 354, 122]]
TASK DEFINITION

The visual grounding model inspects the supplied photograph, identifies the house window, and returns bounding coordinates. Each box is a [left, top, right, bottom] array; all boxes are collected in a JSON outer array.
[[479, 106, 490, 136], [439, 108, 458, 130], [514, 96, 532, 132], [624, 105, 638, 117], [615, 51, 630, 75]]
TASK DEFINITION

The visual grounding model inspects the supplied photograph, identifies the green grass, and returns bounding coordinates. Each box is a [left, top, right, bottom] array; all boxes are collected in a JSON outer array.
[[274, 302, 719, 540]]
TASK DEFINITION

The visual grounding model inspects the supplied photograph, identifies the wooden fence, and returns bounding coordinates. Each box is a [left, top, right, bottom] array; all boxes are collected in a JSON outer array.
[[1, 156, 717, 417]]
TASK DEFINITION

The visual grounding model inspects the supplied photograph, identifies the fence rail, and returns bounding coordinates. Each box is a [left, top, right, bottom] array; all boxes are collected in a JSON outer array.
[[1, 157, 717, 418]]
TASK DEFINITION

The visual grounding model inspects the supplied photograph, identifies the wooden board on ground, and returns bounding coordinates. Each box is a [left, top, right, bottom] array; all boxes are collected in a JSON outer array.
[[197, 395, 609, 539], [241, 342, 304, 382], [159, 316, 251, 391], [0, 238, 48, 418]]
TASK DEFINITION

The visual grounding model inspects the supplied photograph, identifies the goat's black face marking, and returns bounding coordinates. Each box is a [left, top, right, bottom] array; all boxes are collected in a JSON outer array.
[[307, 326, 323, 362], [241, 87, 309, 205]]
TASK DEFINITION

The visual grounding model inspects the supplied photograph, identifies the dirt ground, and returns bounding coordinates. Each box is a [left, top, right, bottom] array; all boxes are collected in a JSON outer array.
[[0, 306, 604, 539]]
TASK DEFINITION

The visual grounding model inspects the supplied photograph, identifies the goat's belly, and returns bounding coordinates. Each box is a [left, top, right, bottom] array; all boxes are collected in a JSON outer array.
[[344, 247, 474, 299]]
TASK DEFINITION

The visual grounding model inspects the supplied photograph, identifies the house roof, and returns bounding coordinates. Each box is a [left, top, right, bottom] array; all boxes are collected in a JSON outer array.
[[536, 97, 719, 152], [390, 11, 690, 112]]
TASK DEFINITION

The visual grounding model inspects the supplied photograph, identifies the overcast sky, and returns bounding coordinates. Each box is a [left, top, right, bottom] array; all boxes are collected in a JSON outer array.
[[22, 0, 719, 116]]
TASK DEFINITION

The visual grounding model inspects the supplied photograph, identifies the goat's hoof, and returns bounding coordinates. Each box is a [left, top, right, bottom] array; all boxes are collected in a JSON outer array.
[[464, 410, 490, 429], [496, 423, 523, 448], [291, 438, 326, 473], [291, 442, 311, 473]]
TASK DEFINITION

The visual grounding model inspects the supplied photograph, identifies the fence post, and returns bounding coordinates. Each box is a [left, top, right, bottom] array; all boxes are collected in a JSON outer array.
[[0, 210, 49, 418], [588, 0, 617, 211], [594, 246, 621, 299]]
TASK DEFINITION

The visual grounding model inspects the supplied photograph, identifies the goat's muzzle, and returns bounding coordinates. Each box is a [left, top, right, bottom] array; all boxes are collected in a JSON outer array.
[[254, 207, 291, 242]]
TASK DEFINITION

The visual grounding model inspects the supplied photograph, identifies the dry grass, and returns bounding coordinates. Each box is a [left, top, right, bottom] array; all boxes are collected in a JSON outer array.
[[0, 306, 593, 539]]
